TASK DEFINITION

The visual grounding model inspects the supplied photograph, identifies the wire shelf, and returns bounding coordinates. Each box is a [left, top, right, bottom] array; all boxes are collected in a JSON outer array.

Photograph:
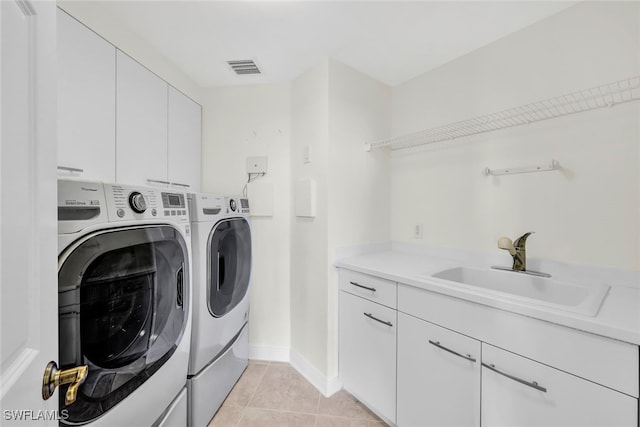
[[366, 75, 640, 151]]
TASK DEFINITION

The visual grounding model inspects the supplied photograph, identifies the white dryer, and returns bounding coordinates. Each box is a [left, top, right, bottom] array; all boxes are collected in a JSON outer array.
[[57, 179, 192, 426], [187, 193, 252, 427]]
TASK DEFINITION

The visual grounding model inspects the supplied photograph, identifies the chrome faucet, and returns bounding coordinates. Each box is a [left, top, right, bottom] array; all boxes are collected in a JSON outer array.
[[494, 232, 551, 277]]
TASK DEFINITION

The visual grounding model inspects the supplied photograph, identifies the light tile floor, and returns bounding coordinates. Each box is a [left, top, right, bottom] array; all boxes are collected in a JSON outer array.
[[208, 360, 387, 427]]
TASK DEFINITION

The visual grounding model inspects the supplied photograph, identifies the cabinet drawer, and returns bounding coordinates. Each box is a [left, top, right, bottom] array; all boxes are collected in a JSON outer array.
[[399, 284, 639, 397], [339, 291, 396, 424], [339, 269, 396, 309], [481, 343, 637, 427], [398, 313, 480, 427]]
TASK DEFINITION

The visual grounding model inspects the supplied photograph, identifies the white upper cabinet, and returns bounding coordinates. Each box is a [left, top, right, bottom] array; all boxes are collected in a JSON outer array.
[[57, 8, 116, 181], [116, 50, 168, 187], [58, 14, 201, 188], [168, 86, 202, 192]]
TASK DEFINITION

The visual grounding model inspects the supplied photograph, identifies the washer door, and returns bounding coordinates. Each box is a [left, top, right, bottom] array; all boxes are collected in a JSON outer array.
[[207, 218, 252, 317], [58, 225, 188, 424]]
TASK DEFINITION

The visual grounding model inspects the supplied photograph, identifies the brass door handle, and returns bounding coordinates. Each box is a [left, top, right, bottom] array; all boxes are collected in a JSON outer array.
[[42, 361, 88, 405]]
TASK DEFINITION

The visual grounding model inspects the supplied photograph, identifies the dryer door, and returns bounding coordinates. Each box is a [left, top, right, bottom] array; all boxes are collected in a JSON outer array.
[[58, 225, 189, 424], [207, 218, 252, 317]]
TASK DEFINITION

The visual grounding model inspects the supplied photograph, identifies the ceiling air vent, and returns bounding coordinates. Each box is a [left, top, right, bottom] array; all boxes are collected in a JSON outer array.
[[227, 59, 261, 75]]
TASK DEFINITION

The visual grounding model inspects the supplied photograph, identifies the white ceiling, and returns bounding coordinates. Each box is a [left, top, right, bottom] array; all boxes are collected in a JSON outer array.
[[93, 1, 576, 88]]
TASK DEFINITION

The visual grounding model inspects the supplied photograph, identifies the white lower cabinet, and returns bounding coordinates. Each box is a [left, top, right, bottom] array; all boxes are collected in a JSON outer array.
[[397, 313, 480, 427], [339, 269, 639, 427], [481, 343, 638, 427], [339, 291, 396, 424]]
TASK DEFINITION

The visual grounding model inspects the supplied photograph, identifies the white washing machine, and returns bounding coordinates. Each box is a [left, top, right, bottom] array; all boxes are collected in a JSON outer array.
[[57, 179, 192, 426], [187, 193, 252, 427]]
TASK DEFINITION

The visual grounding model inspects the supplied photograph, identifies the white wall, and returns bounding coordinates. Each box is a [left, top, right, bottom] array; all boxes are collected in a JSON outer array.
[[290, 62, 331, 374], [391, 1, 640, 270], [202, 83, 292, 354], [289, 59, 391, 383], [57, 1, 202, 103], [201, 60, 390, 383], [326, 60, 391, 377]]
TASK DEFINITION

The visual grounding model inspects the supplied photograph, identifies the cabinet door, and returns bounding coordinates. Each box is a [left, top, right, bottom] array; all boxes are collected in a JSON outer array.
[[397, 313, 480, 427], [116, 50, 168, 186], [482, 343, 637, 427], [168, 86, 201, 192], [339, 291, 396, 423], [57, 8, 116, 181]]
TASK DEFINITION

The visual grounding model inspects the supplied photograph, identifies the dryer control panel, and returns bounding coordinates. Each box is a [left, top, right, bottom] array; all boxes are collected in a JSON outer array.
[[188, 193, 250, 221], [226, 197, 250, 215]]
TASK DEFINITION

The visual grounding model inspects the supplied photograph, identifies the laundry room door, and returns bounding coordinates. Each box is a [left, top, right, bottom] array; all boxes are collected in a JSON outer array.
[[1, 1, 58, 425]]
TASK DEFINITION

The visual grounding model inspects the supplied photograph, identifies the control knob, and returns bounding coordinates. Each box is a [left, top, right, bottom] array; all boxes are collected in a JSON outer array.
[[229, 199, 237, 212], [129, 191, 147, 214]]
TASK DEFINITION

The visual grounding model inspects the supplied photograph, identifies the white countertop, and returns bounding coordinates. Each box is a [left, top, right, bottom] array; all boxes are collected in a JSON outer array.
[[335, 244, 640, 346]]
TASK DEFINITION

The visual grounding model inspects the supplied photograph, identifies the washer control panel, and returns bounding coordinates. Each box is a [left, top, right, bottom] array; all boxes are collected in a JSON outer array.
[[160, 192, 188, 218], [129, 191, 147, 213], [57, 179, 109, 235], [104, 184, 189, 223]]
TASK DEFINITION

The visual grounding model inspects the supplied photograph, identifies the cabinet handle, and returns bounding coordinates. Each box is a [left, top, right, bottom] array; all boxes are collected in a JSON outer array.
[[428, 340, 476, 363], [57, 166, 84, 173], [350, 281, 376, 292], [171, 182, 191, 188], [176, 264, 184, 309], [363, 312, 393, 327], [147, 179, 170, 185], [482, 362, 547, 393]]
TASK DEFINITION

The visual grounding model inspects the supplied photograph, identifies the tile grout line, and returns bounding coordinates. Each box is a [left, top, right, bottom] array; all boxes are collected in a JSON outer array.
[[235, 406, 322, 423], [245, 360, 270, 408], [235, 361, 271, 427], [312, 391, 321, 427], [234, 408, 244, 427], [314, 387, 322, 424]]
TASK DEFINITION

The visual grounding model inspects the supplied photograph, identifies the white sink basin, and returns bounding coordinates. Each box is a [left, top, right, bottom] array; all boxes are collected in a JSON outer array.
[[426, 267, 609, 317]]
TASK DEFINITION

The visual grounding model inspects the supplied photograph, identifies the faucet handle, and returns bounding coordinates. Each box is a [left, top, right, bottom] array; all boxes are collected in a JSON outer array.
[[497, 236, 516, 256], [513, 232, 534, 248]]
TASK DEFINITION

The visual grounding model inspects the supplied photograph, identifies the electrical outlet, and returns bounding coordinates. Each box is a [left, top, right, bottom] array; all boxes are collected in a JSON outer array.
[[414, 223, 423, 239]]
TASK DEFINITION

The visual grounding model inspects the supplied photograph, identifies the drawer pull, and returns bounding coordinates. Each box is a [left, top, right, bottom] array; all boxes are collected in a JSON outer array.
[[428, 340, 476, 363], [482, 362, 547, 393], [147, 179, 171, 185], [350, 281, 376, 292], [363, 312, 393, 327], [171, 182, 191, 188], [57, 165, 84, 173]]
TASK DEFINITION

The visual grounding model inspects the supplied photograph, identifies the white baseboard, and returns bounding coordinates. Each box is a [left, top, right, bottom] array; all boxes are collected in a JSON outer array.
[[289, 348, 342, 397], [248, 345, 290, 362]]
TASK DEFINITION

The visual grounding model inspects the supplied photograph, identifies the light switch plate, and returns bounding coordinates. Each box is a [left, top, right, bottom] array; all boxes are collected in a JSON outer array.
[[246, 156, 268, 174]]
